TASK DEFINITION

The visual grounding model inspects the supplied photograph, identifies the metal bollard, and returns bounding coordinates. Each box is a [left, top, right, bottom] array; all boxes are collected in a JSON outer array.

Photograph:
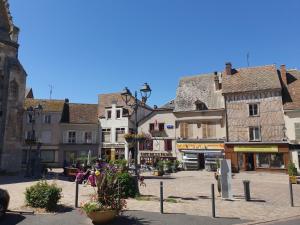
[[160, 181, 164, 214], [211, 183, 216, 218], [289, 179, 294, 207], [243, 180, 251, 201], [75, 181, 79, 208]]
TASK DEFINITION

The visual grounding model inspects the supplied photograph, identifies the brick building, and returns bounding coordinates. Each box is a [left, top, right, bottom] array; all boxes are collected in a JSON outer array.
[[223, 63, 289, 172]]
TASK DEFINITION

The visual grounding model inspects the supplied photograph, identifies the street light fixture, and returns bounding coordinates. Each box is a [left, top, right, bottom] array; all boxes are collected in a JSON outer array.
[[121, 83, 152, 192], [25, 104, 43, 178]]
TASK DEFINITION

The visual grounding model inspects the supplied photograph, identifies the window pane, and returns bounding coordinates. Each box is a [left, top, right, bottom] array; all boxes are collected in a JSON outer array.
[[159, 123, 165, 131], [254, 128, 260, 140], [249, 128, 254, 140], [270, 154, 285, 168], [116, 110, 121, 118], [41, 150, 55, 163], [256, 153, 270, 168], [249, 105, 253, 116]]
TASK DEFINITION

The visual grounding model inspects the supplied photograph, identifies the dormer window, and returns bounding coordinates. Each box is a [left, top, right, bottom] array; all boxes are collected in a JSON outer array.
[[106, 110, 112, 119], [195, 100, 207, 111]]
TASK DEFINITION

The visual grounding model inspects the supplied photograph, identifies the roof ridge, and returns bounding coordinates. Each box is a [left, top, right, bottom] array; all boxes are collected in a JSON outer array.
[[26, 98, 65, 102], [69, 103, 98, 106], [180, 73, 215, 80], [236, 64, 276, 71]]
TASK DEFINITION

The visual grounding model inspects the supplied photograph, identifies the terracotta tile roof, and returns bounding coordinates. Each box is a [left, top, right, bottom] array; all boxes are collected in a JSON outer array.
[[174, 73, 224, 112], [282, 69, 300, 110], [98, 93, 152, 118], [69, 103, 98, 124], [24, 99, 65, 112], [222, 65, 281, 94]]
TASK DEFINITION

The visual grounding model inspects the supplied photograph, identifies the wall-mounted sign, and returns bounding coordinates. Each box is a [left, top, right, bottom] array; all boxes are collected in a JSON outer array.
[[167, 125, 174, 129], [177, 143, 224, 150], [234, 145, 278, 153]]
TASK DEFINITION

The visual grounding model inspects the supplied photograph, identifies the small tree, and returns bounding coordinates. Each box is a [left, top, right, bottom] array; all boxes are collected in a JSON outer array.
[[288, 162, 298, 176]]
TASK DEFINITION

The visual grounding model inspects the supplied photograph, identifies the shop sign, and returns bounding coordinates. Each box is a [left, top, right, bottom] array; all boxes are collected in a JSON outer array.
[[234, 145, 278, 153], [167, 125, 174, 129], [177, 143, 224, 150]]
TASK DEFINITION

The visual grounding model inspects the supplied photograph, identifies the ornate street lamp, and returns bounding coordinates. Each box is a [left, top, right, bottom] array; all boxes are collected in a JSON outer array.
[[121, 83, 152, 192], [25, 104, 43, 178]]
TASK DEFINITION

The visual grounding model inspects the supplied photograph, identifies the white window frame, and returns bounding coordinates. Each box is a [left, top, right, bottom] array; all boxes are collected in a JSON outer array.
[[116, 109, 122, 119], [249, 126, 261, 142], [67, 131, 76, 144], [106, 109, 112, 120], [83, 131, 92, 144], [102, 128, 111, 143], [248, 103, 259, 117], [116, 128, 125, 143]]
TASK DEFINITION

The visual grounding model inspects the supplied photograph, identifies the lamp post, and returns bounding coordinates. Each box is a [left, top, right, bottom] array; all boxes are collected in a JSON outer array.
[[25, 104, 43, 178], [121, 83, 152, 188]]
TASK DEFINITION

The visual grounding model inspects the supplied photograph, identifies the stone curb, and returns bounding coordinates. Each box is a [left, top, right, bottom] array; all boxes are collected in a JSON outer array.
[[238, 215, 300, 225]]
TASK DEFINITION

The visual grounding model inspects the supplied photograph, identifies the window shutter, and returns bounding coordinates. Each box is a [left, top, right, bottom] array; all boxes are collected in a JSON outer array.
[[92, 131, 97, 144], [208, 123, 216, 138], [180, 123, 185, 138], [63, 131, 68, 144], [295, 123, 300, 140], [188, 123, 193, 139], [76, 131, 81, 144], [202, 123, 207, 138]]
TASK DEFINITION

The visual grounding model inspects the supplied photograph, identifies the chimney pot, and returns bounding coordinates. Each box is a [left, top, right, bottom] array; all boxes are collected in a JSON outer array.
[[225, 62, 232, 75], [280, 64, 287, 85]]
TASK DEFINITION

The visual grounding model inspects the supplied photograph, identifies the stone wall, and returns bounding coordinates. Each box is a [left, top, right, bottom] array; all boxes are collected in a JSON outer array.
[[226, 90, 285, 142]]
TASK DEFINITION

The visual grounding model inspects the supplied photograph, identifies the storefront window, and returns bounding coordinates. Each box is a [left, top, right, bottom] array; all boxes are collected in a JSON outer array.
[[256, 153, 285, 169], [270, 154, 285, 168], [256, 153, 270, 168]]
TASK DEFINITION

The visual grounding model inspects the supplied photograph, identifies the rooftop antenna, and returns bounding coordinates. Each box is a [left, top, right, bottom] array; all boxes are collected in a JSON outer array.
[[49, 85, 54, 100], [246, 52, 250, 67]]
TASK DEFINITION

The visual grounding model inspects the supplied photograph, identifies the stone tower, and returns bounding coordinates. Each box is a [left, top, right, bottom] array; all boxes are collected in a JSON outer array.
[[0, 0, 26, 172]]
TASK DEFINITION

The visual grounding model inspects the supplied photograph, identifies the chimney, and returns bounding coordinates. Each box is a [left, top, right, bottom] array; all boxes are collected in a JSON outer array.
[[280, 64, 287, 85], [225, 62, 232, 75], [214, 71, 220, 90]]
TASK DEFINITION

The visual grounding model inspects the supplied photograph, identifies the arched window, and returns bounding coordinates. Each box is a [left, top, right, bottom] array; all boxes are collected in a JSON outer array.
[[195, 100, 207, 111], [10, 79, 19, 99]]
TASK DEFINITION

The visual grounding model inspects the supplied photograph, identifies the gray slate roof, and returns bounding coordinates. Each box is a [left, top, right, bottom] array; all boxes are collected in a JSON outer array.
[[159, 99, 175, 110], [174, 73, 224, 112], [222, 65, 281, 94]]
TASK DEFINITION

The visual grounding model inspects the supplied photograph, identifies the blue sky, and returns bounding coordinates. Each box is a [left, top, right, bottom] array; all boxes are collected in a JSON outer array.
[[9, 0, 300, 106]]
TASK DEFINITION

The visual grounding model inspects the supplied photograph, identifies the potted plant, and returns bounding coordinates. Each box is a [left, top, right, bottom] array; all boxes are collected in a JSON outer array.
[[153, 161, 164, 176], [288, 162, 298, 184], [164, 160, 172, 173], [81, 165, 126, 224], [124, 133, 134, 143]]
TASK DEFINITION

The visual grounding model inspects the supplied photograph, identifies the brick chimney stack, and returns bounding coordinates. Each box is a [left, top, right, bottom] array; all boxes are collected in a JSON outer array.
[[280, 64, 287, 85], [225, 62, 232, 75]]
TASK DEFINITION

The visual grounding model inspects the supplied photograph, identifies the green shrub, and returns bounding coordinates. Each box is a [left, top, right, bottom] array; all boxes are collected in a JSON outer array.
[[25, 181, 62, 211], [117, 172, 137, 198], [288, 162, 298, 176]]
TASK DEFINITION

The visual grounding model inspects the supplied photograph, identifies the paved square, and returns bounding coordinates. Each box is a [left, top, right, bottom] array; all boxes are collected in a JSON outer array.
[[1, 171, 299, 222]]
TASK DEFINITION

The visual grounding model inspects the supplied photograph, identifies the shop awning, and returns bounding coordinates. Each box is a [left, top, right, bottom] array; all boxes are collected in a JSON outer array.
[[177, 143, 224, 150]]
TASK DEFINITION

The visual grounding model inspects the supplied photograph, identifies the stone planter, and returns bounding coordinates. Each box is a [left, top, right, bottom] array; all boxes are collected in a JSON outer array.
[[153, 170, 163, 176], [87, 210, 118, 224]]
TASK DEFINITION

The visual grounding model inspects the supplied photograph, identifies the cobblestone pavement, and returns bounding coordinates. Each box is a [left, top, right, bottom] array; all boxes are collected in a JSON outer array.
[[1, 171, 299, 222]]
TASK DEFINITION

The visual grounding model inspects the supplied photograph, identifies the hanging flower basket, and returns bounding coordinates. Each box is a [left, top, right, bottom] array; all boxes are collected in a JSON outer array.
[[124, 134, 135, 143]]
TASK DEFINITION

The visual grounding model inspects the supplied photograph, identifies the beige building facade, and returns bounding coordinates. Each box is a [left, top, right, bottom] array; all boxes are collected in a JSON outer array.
[[138, 101, 177, 165], [174, 73, 226, 170]]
